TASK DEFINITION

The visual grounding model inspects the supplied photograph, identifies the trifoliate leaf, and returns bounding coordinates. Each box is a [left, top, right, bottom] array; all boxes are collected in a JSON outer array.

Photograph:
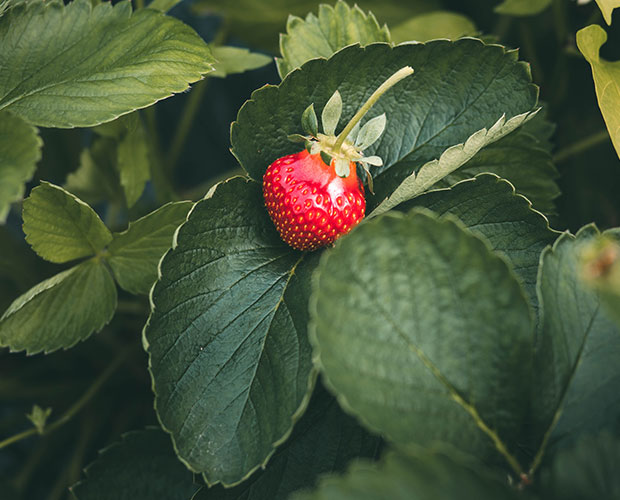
[[23, 182, 112, 264], [321, 90, 342, 136]]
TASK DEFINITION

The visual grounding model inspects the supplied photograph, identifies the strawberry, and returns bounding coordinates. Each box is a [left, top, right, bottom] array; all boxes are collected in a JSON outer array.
[[263, 66, 414, 251]]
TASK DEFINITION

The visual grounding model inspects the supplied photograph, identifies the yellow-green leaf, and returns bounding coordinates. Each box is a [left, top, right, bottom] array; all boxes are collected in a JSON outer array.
[[390, 11, 476, 44], [594, 0, 620, 24]]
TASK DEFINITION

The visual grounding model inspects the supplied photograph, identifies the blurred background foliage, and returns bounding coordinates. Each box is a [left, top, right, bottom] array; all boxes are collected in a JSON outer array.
[[2, 0, 620, 498]]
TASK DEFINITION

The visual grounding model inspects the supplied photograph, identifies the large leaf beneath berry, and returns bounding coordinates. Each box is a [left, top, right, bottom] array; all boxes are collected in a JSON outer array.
[[406, 174, 557, 309], [291, 450, 520, 500], [310, 209, 533, 468], [70, 428, 202, 500], [0, 259, 117, 354], [194, 383, 381, 500], [594, 0, 620, 24], [540, 431, 620, 500], [23, 182, 112, 264], [107, 201, 193, 295], [577, 25, 620, 162], [144, 177, 318, 486], [0, 0, 214, 128], [232, 41, 537, 207], [276, 1, 390, 78], [0, 111, 41, 223], [389, 11, 477, 44], [531, 226, 620, 457]]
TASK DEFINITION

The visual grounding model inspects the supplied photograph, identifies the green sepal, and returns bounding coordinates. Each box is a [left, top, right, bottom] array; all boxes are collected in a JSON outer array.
[[301, 103, 319, 137], [320, 151, 333, 166], [321, 90, 343, 135], [334, 158, 351, 177]]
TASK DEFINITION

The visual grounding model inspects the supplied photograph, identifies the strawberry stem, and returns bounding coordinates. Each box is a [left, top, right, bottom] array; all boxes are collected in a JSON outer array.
[[333, 66, 414, 153]]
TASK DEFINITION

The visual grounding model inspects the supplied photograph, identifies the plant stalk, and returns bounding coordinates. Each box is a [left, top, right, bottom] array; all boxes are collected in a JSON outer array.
[[333, 66, 414, 152], [553, 130, 611, 163]]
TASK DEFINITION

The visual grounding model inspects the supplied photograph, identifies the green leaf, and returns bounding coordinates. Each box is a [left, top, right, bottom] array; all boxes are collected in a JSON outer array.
[[276, 0, 390, 78], [406, 174, 557, 311], [0, 259, 117, 354], [494, 0, 553, 16], [531, 226, 620, 466], [70, 427, 202, 500], [117, 117, 150, 207], [440, 118, 560, 216], [23, 182, 112, 264], [144, 177, 317, 486], [107, 201, 193, 295], [355, 113, 386, 151], [0, 0, 214, 128], [291, 450, 520, 500], [310, 209, 533, 471], [540, 431, 620, 500], [26, 404, 52, 434], [194, 383, 381, 500], [302, 104, 319, 137], [0, 111, 42, 223], [231, 42, 537, 207], [370, 110, 538, 218], [594, 0, 620, 24], [390, 11, 477, 44], [577, 25, 620, 162], [321, 90, 343, 136], [210, 46, 272, 78]]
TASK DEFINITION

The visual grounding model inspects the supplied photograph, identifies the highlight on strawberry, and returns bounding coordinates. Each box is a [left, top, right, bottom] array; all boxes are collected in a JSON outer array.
[[262, 66, 414, 251]]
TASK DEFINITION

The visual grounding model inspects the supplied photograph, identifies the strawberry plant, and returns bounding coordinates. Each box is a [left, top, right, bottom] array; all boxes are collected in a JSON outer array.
[[1, 0, 620, 499]]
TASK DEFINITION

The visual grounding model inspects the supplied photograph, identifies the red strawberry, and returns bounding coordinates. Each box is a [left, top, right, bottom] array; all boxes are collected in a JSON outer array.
[[263, 149, 365, 251], [262, 66, 413, 251]]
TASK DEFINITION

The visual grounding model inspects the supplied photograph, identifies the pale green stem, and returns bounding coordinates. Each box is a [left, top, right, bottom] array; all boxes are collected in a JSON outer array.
[[333, 66, 414, 152]]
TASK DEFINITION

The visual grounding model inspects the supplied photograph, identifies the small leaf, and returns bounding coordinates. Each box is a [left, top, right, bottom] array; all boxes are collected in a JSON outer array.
[[70, 428, 202, 500], [107, 201, 193, 295], [0, 0, 214, 128], [494, 0, 553, 16], [577, 25, 620, 162], [321, 90, 342, 136], [0, 111, 42, 223], [210, 46, 272, 78], [0, 259, 117, 354], [310, 209, 533, 468], [302, 104, 319, 137], [390, 11, 477, 44], [23, 182, 112, 264], [276, 0, 390, 78], [117, 117, 150, 207], [594, 0, 620, 24], [355, 113, 386, 151], [26, 404, 52, 434], [334, 158, 350, 177]]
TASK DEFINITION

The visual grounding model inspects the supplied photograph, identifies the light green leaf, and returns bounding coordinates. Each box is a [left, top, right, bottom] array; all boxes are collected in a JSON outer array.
[[494, 0, 553, 16], [194, 383, 381, 500], [231, 42, 537, 208], [390, 11, 477, 44], [355, 113, 386, 151], [210, 46, 272, 78], [26, 404, 52, 434], [117, 117, 150, 207], [70, 428, 202, 500], [0, 111, 42, 223], [0, 259, 117, 354], [531, 226, 620, 460], [321, 90, 342, 136], [594, 0, 620, 24], [406, 174, 557, 311], [107, 201, 193, 295], [23, 182, 112, 264], [144, 177, 317, 486], [310, 209, 533, 470], [577, 25, 620, 162], [276, 0, 390, 78], [0, 0, 214, 128], [370, 110, 539, 218], [540, 431, 620, 500], [291, 450, 520, 500]]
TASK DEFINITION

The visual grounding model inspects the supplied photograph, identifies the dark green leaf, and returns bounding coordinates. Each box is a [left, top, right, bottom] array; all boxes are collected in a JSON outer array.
[[117, 117, 150, 207], [276, 0, 390, 78], [406, 174, 558, 311], [0, 0, 214, 128], [531, 226, 620, 457], [210, 46, 272, 78], [107, 201, 193, 295], [302, 104, 319, 137], [23, 182, 112, 264], [310, 209, 533, 470], [0, 110, 42, 223], [494, 0, 553, 16], [70, 427, 202, 500], [0, 259, 117, 354], [194, 382, 381, 500], [144, 177, 317, 486], [291, 450, 520, 500], [390, 11, 477, 44]]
